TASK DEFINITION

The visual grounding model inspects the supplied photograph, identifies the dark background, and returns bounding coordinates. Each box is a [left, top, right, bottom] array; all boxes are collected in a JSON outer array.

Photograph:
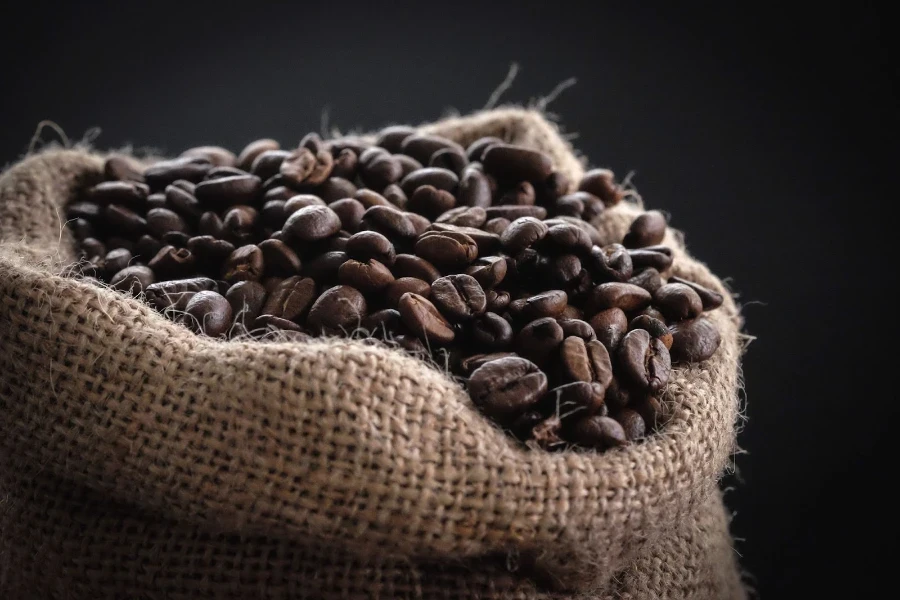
[[1, 2, 894, 597]]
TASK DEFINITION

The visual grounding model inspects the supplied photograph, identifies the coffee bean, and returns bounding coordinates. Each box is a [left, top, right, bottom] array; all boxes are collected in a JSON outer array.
[[470, 312, 513, 349], [68, 200, 102, 221], [485, 289, 511, 313], [144, 157, 212, 190], [237, 139, 280, 171], [263, 277, 285, 293], [102, 248, 133, 278], [281, 205, 342, 243], [468, 356, 547, 421], [499, 181, 536, 205], [181, 146, 236, 168], [634, 395, 666, 431], [134, 235, 164, 261], [544, 223, 593, 255], [104, 204, 147, 236], [391, 254, 441, 283], [249, 149, 290, 180], [260, 276, 316, 322], [361, 308, 403, 337], [187, 235, 234, 270], [222, 244, 264, 283], [430, 147, 468, 175], [465, 256, 507, 289], [483, 217, 510, 235], [629, 246, 674, 271], [588, 282, 652, 313], [615, 408, 647, 441], [161, 231, 191, 248], [667, 276, 724, 310], [539, 171, 571, 202], [551, 381, 607, 418], [434, 206, 485, 228], [184, 291, 232, 337], [588, 243, 633, 283], [510, 290, 568, 321], [329, 198, 366, 233], [458, 352, 516, 375], [385, 277, 431, 307], [531, 416, 566, 451], [578, 168, 624, 206], [205, 166, 248, 180], [194, 174, 262, 207], [352, 189, 391, 210], [398, 292, 455, 344], [258, 238, 302, 276], [628, 268, 663, 294], [400, 134, 466, 166], [618, 329, 671, 393], [89, 181, 149, 208], [148, 245, 196, 279], [427, 223, 500, 255], [510, 410, 548, 441], [500, 216, 548, 254], [380, 184, 406, 208], [327, 137, 372, 156], [604, 377, 631, 410], [628, 314, 674, 350], [537, 254, 583, 288], [484, 205, 547, 220], [400, 167, 459, 195], [142, 208, 184, 240], [360, 153, 403, 189], [589, 308, 629, 351], [338, 258, 395, 293], [558, 318, 596, 342], [414, 230, 478, 268], [567, 415, 627, 449], [465, 136, 502, 162], [104, 155, 145, 183], [331, 148, 358, 180], [284, 195, 326, 214], [223, 280, 266, 330], [145, 277, 218, 312], [515, 317, 565, 365], [483, 144, 553, 184], [457, 166, 492, 208], [405, 212, 432, 237], [390, 156, 419, 181], [560, 336, 614, 389], [360, 205, 417, 239], [430, 274, 486, 321], [279, 147, 333, 187], [375, 125, 417, 153], [408, 185, 456, 219], [669, 318, 721, 363], [654, 283, 703, 321], [165, 184, 202, 220], [623, 211, 667, 248], [345, 230, 395, 265], [110, 265, 155, 295], [254, 314, 306, 335], [307, 285, 367, 333]]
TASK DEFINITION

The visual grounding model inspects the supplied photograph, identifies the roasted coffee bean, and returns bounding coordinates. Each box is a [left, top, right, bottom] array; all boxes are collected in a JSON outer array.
[[457, 166, 492, 208], [110, 265, 155, 295], [338, 258, 395, 293], [104, 204, 147, 235], [375, 125, 417, 153], [184, 291, 232, 337], [395, 155, 423, 180], [307, 285, 367, 333], [558, 318, 596, 342], [345, 230, 395, 265], [328, 198, 366, 233], [604, 376, 631, 410], [145, 277, 217, 312], [500, 216, 548, 254], [618, 329, 671, 393], [510, 410, 547, 440], [548, 381, 607, 417], [430, 147, 468, 175], [510, 290, 568, 321], [69, 218, 94, 240], [220, 205, 257, 244], [205, 166, 248, 180], [615, 408, 647, 441], [539, 171, 571, 202], [629, 246, 674, 271], [144, 157, 212, 189], [470, 312, 513, 349], [237, 139, 280, 171], [667, 276, 724, 310], [567, 415, 627, 449], [483, 144, 553, 184], [654, 283, 703, 322], [181, 146, 236, 167], [578, 168, 624, 206], [104, 155, 144, 183], [499, 181, 536, 205], [68, 201, 102, 221], [560, 336, 614, 388], [144, 208, 186, 239], [284, 195, 326, 214], [458, 352, 516, 375], [588, 282, 652, 313], [361, 308, 402, 337], [90, 181, 149, 207], [589, 307, 629, 351], [148, 245, 196, 279], [196, 212, 224, 239], [381, 183, 407, 208], [669, 318, 721, 363], [484, 205, 547, 220], [385, 277, 431, 307], [106, 237, 134, 254], [161, 231, 191, 248], [135, 235, 164, 261], [308, 178, 353, 204], [408, 185, 456, 219], [400, 134, 465, 166], [222, 244, 264, 283], [391, 333, 426, 353], [431, 274, 486, 321], [281, 205, 342, 242], [634, 395, 666, 431], [360, 153, 403, 189], [469, 357, 547, 420], [483, 217, 510, 235], [330, 148, 358, 180], [530, 416, 566, 451], [465, 256, 507, 289], [260, 276, 316, 322], [400, 167, 459, 195], [263, 276, 286, 294], [256, 238, 301, 276], [640, 305, 668, 323], [187, 235, 235, 269], [249, 149, 291, 180], [259, 200, 288, 231], [516, 317, 565, 365], [398, 292, 455, 344], [545, 216, 603, 247], [327, 137, 372, 156], [353, 189, 391, 209], [101, 248, 133, 278], [405, 212, 432, 237], [222, 280, 266, 331], [465, 136, 502, 162], [427, 223, 499, 254], [360, 205, 417, 239], [435, 205, 486, 228], [165, 184, 203, 220], [280, 146, 334, 187], [391, 254, 441, 283], [254, 314, 307, 334], [628, 314, 674, 350], [544, 223, 593, 255], [628, 268, 663, 294], [485, 290, 511, 313], [414, 230, 478, 268], [194, 174, 262, 207], [623, 211, 667, 248], [588, 243, 633, 282], [553, 193, 586, 217]]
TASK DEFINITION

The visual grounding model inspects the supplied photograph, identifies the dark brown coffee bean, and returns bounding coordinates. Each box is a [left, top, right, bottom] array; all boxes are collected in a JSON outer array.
[[553, 194, 586, 217], [263, 276, 286, 294], [171, 179, 196, 194], [398, 292, 455, 344], [560, 336, 614, 388], [545, 216, 603, 247], [548, 381, 607, 417], [468, 356, 547, 421], [104, 204, 147, 236], [280, 147, 333, 187], [516, 317, 565, 365], [89, 181, 149, 208], [404, 212, 431, 237], [408, 185, 456, 220], [375, 125, 417, 153], [588, 282, 652, 313], [567, 415, 627, 449], [558, 318, 596, 342], [430, 274, 486, 321], [544, 223, 593, 255], [618, 329, 671, 393], [430, 147, 468, 175], [578, 168, 624, 206], [628, 314, 674, 350], [195, 213, 223, 239], [148, 245, 196, 279], [509, 410, 547, 441], [589, 308, 629, 351], [144, 208, 186, 239], [623, 211, 667, 248], [338, 259, 395, 293], [222, 280, 266, 330], [165, 184, 202, 220], [539, 171, 571, 202], [667, 276, 724, 310], [67, 218, 93, 242], [249, 149, 290, 180], [101, 248, 133, 278], [510, 290, 568, 321], [470, 312, 513, 349], [360, 308, 402, 337], [134, 235, 163, 261], [260, 276, 316, 322], [256, 238, 301, 276], [284, 195, 326, 214], [254, 314, 307, 335], [222, 244, 264, 284], [104, 155, 144, 183], [640, 305, 668, 323], [465, 136, 502, 162], [482, 144, 553, 185], [300, 132, 326, 154], [500, 217, 548, 254], [458, 352, 516, 375], [360, 153, 403, 189], [346, 230, 396, 265], [485, 290, 511, 313], [654, 283, 703, 321], [537, 254, 583, 288], [161, 231, 191, 248], [634, 395, 666, 431], [68, 200, 102, 222], [328, 198, 366, 233], [306, 285, 367, 333], [327, 137, 373, 156], [457, 166, 492, 208], [391, 254, 441, 283], [385, 277, 431, 308], [258, 200, 287, 231], [181, 146, 235, 167], [110, 265, 155, 295], [236, 139, 280, 171], [184, 291, 232, 337], [615, 408, 647, 441], [628, 268, 663, 294], [145, 277, 217, 312], [360, 205, 417, 239], [194, 174, 262, 207], [499, 181, 536, 206], [669, 318, 721, 363], [106, 236, 134, 254], [187, 235, 234, 269], [352, 189, 390, 210], [315, 177, 358, 203], [628, 246, 674, 271], [484, 205, 547, 220], [435, 205, 486, 228], [400, 167, 459, 195], [427, 223, 499, 255], [588, 243, 633, 282], [205, 166, 248, 180], [330, 148, 358, 180], [281, 205, 342, 243], [483, 217, 510, 235], [380, 183, 407, 208], [465, 256, 507, 289], [399, 134, 465, 166], [144, 157, 213, 191], [388, 156, 417, 181], [415, 230, 479, 268]]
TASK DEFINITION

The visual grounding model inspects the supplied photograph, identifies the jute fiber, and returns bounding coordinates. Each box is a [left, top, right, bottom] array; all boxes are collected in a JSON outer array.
[[0, 108, 747, 599]]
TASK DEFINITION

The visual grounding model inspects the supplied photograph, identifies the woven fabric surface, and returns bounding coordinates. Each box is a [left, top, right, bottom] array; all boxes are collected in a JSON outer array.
[[0, 107, 746, 599]]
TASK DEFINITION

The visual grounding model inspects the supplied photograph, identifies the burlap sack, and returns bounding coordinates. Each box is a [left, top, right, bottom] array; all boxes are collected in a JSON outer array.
[[0, 108, 747, 599]]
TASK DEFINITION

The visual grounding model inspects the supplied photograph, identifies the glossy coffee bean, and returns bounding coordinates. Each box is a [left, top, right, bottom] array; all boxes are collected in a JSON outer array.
[[499, 181, 536, 206], [222, 245, 265, 283], [237, 139, 280, 171], [398, 292, 455, 344], [500, 216, 548, 254], [457, 166, 492, 208], [144, 157, 212, 190], [515, 317, 565, 365], [669, 318, 721, 363], [261, 276, 317, 322], [400, 167, 459, 195], [667, 276, 724, 310], [385, 277, 431, 308], [408, 185, 456, 219], [226, 281, 267, 330], [588, 282, 652, 313], [391, 253, 441, 283], [589, 308, 629, 351], [615, 408, 647, 441], [560, 336, 614, 387], [145, 277, 218, 312], [258, 238, 302, 276], [414, 230, 478, 268], [465, 256, 507, 289], [104, 155, 145, 183], [194, 174, 262, 207], [360, 205, 417, 239], [623, 211, 667, 248], [628, 246, 674, 271], [482, 144, 553, 184], [618, 329, 671, 393], [578, 168, 623, 206], [470, 312, 514, 349], [628, 314, 674, 350], [628, 268, 664, 294], [329, 198, 366, 233], [567, 415, 627, 449], [509, 290, 568, 321], [184, 291, 232, 337], [307, 285, 367, 333], [468, 356, 548, 421], [430, 274, 486, 321], [110, 265, 155, 295], [282, 205, 342, 242], [148, 245, 196, 279], [654, 283, 703, 322], [399, 134, 465, 166], [375, 125, 417, 153], [338, 258, 395, 293]]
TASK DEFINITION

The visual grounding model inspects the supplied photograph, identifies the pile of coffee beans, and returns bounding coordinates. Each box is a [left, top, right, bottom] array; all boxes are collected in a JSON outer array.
[[67, 128, 723, 452]]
